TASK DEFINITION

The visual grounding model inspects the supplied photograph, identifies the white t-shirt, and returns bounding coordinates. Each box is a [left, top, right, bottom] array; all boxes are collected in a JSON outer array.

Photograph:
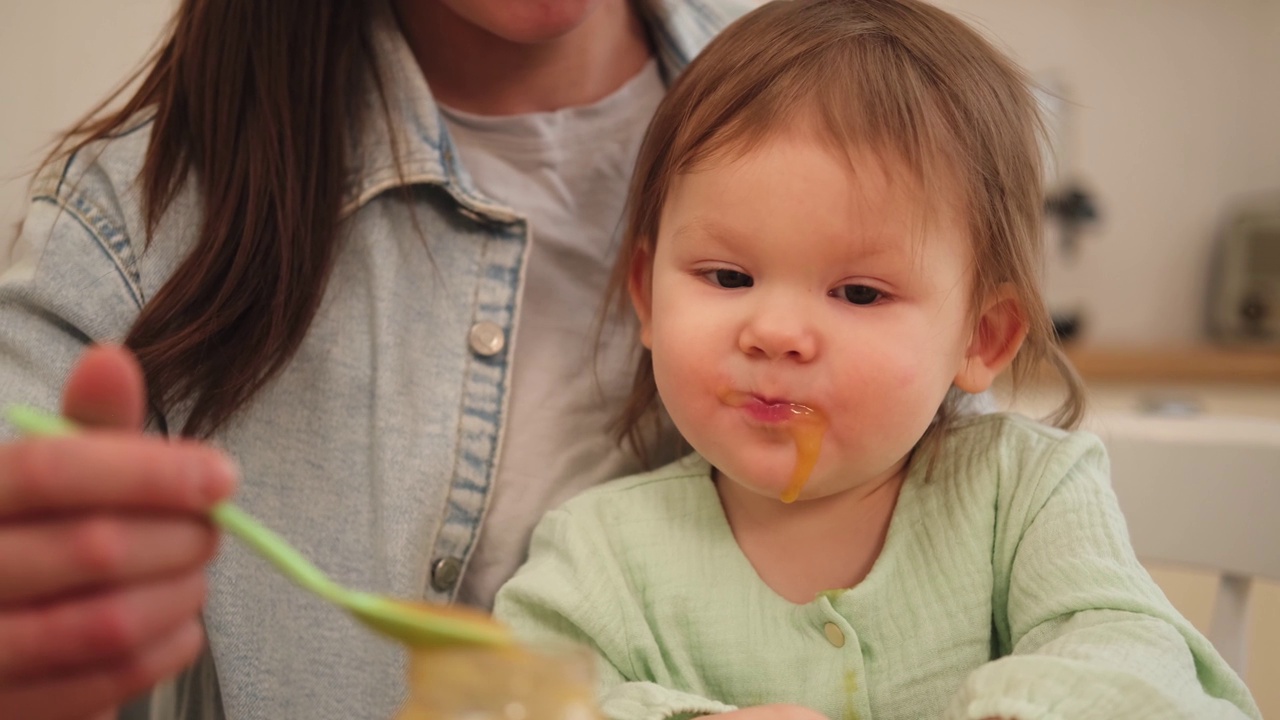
[[440, 60, 668, 607]]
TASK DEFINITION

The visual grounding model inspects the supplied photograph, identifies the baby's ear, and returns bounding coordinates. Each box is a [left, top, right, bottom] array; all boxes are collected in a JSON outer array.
[[628, 246, 654, 349], [953, 283, 1028, 394]]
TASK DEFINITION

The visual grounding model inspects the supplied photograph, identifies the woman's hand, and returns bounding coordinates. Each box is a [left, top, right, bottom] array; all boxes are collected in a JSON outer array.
[[0, 345, 238, 720], [713, 704, 830, 720]]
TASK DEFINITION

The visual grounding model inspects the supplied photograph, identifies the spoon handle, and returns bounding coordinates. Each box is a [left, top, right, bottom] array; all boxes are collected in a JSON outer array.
[[5, 404, 77, 437], [209, 502, 346, 603], [4, 404, 345, 605]]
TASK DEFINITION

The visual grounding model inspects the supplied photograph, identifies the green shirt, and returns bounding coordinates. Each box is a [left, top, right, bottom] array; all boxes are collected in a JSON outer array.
[[494, 413, 1259, 720]]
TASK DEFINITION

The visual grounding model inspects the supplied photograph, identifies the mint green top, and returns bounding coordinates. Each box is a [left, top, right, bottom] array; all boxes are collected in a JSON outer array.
[[494, 413, 1259, 720]]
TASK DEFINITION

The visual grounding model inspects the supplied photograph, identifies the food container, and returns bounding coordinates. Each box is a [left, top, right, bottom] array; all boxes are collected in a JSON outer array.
[[396, 642, 599, 720]]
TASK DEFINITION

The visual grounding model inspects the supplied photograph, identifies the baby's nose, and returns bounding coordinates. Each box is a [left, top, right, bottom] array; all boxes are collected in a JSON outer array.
[[738, 306, 818, 361]]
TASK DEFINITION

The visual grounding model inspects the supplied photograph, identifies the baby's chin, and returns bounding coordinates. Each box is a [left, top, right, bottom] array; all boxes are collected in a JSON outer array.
[[709, 461, 804, 503]]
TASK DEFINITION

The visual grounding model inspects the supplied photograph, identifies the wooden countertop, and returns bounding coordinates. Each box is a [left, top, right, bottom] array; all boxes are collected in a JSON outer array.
[[1055, 345, 1280, 384]]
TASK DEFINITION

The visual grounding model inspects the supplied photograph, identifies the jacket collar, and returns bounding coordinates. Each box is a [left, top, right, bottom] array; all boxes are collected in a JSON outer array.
[[340, 0, 738, 221]]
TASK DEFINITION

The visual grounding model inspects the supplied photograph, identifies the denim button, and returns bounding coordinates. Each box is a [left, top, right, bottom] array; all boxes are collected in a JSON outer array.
[[430, 556, 463, 592], [468, 322, 505, 357], [823, 622, 845, 648]]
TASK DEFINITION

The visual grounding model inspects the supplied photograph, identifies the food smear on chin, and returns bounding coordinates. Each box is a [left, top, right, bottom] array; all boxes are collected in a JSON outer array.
[[718, 389, 826, 503], [780, 408, 824, 503]]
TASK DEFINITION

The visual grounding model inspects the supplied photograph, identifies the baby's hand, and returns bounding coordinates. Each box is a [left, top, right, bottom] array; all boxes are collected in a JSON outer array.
[[713, 704, 830, 720]]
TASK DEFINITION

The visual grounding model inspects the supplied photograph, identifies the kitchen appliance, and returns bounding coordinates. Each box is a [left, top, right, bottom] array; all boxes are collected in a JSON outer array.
[[1207, 200, 1280, 344], [1035, 75, 1101, 344]]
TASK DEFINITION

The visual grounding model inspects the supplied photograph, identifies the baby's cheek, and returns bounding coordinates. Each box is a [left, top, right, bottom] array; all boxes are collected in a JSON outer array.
[[843, 355, 948, 426], [884, 361, 921, 389], [855, 354, 926, 396], [652, 344, 709, 410], [886, 344, 957, 393]]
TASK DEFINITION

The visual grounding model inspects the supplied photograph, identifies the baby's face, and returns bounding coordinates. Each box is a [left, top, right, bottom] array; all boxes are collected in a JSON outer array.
[[632, 129, 977, 502]]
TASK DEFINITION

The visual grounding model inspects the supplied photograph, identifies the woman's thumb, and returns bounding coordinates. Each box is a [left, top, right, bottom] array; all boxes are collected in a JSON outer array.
[[61, 343, 147, 431]]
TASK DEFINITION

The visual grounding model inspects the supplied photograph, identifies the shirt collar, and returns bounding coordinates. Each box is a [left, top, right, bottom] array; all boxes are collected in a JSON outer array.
[[340, 0, 741, 220]]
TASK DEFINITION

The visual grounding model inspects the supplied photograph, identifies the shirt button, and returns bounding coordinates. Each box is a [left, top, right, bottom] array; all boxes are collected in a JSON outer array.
[[468, 321, 505, 357], [430, 556, 463, 592], [823, 622, 846, 648]]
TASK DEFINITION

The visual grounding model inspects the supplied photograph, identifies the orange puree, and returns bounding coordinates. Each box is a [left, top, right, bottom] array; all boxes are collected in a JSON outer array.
[[396, 643, 598, 720], [389, 599, 509, 629], [718, 389, 827, 503], [780, 409, 825, 503]]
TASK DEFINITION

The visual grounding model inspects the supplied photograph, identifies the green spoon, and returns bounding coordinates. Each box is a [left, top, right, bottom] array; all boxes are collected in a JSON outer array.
[[5, 404, 511, 649]]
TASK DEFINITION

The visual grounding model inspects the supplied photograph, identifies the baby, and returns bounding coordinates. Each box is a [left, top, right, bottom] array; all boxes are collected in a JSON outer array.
[[494, 1, 1260, 718]]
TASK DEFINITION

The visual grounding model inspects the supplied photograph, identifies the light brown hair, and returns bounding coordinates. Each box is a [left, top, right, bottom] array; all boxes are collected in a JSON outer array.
[[609, 0, 1085, 462]]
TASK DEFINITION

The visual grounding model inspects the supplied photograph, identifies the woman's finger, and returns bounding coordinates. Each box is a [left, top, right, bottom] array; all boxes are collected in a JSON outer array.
[[0, 571, 207, 680], [0, 434, 237, 518], [0, 617, 203, 720], [61, 344, 146, 432], [0, 515, 217, 605]]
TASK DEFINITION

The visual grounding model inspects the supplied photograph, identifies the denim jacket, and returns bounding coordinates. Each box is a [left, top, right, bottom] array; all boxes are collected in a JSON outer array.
[[0, 3, 757, 718]]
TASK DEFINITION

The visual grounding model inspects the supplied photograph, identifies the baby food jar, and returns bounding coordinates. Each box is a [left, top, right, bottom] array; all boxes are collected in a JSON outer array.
[[395, 643, 599, 720]]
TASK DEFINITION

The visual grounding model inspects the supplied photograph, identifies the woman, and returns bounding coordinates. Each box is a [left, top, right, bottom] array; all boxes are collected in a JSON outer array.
[[0, 1, 757, 718]]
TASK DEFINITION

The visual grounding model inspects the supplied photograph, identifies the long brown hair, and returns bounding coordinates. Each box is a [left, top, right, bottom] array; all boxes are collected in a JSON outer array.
[[610, 0, 1085, 461], [48, 0, 385, 437]]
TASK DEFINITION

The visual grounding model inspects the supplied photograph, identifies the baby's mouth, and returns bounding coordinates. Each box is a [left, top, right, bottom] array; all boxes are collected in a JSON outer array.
[[719, 389, 816, 424], [745, 397, 814, 423], [716, 388, 826, 503]]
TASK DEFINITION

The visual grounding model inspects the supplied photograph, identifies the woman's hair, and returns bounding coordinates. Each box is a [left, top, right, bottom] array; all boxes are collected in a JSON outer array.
[[609, 0, 1085, 462], [46, 0, 387, 437]]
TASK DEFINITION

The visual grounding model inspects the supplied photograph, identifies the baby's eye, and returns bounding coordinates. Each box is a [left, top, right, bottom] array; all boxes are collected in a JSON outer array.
[[835, 284, 882, 305], [706, 269, 754, 289]]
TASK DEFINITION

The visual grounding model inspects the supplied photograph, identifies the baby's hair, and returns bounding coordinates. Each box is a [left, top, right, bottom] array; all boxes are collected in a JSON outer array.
[[609, 0, 1085, 463]]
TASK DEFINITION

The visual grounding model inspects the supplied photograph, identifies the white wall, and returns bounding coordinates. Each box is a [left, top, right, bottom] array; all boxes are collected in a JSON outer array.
[[0, 0, 172, 261], [933, 0, 1280, 345]]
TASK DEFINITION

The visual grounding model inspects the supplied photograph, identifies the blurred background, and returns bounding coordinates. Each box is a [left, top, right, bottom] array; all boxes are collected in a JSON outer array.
[[928, 3, 1280, 716], [1, 0, 1277, 716]]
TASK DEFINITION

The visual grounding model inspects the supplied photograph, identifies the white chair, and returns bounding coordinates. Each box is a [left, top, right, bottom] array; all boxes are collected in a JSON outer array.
[[1090, 410, 1280, 679]]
